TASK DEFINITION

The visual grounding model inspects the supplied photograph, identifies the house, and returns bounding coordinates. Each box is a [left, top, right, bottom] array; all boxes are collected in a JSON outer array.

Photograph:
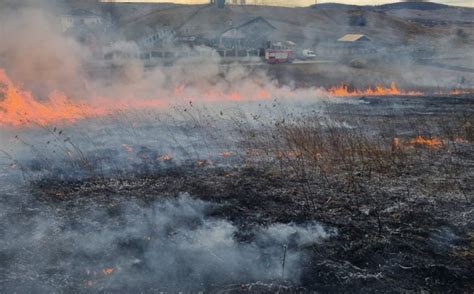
[[330, 34, 377, 56], [337, 34, 371, 43], [218, 16, 276, 48], [137, 29, 177, 49], [60, 9, 103, 33], [121, 3, 278, 50]]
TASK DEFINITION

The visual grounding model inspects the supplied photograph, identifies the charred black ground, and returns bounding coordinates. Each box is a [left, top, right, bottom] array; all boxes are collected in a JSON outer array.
[[1, 95, 471, 293]]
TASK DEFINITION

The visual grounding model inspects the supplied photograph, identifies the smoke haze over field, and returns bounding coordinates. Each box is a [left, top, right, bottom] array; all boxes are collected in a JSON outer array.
[[0, 4, 302, 104], [0, 193, 333, 291], [1, 0, 473, 108]]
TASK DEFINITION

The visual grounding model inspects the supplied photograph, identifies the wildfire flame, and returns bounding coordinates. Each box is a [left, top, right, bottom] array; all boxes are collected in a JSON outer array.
[[157, 154, 173, 161], [449, 89, 469, 95], [1, 67, 469, 128], [0, 69, 106, 127], [327, 82, 423, 97], [409, 136, 443, 149], [102, 268, 114, 275], [392, 136, 444, 149]]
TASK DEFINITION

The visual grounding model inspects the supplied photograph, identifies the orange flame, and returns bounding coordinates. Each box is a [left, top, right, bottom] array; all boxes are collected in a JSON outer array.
[[0, 69, 107, 127], [392, 136, 444, 149], [327, 82, 423, 97], [102, 268, 114, 275], [2, 67, 466, 129], [449, 89, 469, 95], [0, 69, 170, 128], [408, 136, 443, 149], [157, 154, 173, 161]]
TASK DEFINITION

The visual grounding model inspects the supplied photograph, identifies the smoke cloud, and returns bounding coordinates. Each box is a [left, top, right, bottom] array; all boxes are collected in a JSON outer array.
[[0, 193, 334, 292], [0, 6, 89, 98]]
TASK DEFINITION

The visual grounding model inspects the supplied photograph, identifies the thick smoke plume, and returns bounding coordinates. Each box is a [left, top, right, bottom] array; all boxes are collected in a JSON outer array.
[[0, 5, 88, 98]]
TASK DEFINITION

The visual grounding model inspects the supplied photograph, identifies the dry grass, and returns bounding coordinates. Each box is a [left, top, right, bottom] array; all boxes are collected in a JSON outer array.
[[236, 112, 473, 220]]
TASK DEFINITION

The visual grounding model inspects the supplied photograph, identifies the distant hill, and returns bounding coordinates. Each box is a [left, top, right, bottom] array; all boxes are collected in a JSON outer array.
[[119, 3, 471, 48], [312, 1, 453, 11], [311, 1, 474, 25], [377, 2, 450, 10]]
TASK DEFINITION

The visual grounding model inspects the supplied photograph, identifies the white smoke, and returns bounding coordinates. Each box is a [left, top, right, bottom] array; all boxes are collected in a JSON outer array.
[[0, 193, 335, 291]]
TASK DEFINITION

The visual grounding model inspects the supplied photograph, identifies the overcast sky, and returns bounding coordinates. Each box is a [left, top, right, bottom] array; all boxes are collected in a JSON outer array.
[[100, 0, 474, 7]]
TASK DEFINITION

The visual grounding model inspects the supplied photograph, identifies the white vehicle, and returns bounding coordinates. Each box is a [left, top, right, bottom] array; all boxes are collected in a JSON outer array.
[[299, 49, 317, 60]]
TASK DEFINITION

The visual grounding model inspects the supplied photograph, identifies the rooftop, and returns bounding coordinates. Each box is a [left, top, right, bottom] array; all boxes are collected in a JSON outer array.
[[337, 34, 371, 42]]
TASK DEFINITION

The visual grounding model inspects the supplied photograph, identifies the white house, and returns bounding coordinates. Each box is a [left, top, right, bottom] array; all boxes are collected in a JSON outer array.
[[60, 9, 103, 33]]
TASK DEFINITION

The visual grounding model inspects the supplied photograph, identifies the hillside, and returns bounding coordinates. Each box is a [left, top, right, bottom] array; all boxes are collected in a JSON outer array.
[[313, 2, 451, 10], [312, 2, 474, 24], [118, 4, 468, 48], [377, 1, 449, 10]]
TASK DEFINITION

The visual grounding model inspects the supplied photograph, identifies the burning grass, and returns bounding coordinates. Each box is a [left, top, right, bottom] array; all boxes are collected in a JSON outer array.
[[0, 69, 107, 126], [407, 135, 444, 149], [327, 82, 423, 96], [3, 67, 471, 128]]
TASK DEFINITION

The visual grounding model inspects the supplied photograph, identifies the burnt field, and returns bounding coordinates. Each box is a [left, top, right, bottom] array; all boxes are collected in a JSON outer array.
[[1, 1, 474, 292], [1, 94, 473, 293]]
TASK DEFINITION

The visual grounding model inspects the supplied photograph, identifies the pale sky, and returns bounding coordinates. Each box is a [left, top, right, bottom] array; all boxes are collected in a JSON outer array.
[[100, 0, 474, 7]]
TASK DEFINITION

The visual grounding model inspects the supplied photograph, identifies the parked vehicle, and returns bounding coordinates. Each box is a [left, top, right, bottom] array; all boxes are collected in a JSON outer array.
[[298, 49, 316, 60], [265, 49, 294, 64]]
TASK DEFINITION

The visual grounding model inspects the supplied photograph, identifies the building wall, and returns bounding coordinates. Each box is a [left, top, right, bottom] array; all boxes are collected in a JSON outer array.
[[60, 15, 103, 32], [138, 29, 176, 48], [220, 19, 274, 48]]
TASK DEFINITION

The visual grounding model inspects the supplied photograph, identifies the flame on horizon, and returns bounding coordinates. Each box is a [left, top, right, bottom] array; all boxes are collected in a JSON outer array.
[[327, 82, 423, 96]]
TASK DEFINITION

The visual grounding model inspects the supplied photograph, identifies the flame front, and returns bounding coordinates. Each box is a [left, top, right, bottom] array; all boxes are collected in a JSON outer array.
[[0, 69, 106, 127], [327, 82, 423, 96], [409, 136, 443, 149], [1, 67, 467, 129], [102, 268, 114, 275], [392, 136, 444, 149]]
